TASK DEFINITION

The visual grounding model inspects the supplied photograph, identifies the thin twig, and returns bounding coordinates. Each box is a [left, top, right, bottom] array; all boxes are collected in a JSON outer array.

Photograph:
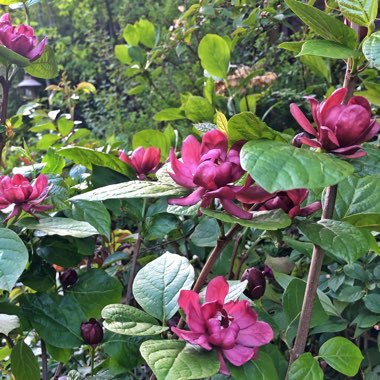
[[227, 233, 243, 279], [41, 339, 48, 380], [53, 363, 63, 380], [126, 233, 143, 304]]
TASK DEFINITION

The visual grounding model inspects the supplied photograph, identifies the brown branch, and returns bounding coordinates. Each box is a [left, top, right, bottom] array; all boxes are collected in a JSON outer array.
[[41, 339, 48, 380]]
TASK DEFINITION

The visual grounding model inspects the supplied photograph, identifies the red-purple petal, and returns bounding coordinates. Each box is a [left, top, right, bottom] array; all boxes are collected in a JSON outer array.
[[205, 276, 229, 303]]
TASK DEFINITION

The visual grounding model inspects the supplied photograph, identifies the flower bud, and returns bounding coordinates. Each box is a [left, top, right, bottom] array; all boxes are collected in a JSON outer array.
[[59, 269, 78, 288], [80, 319, 103, 346], [241, 267, 266, 300], [262, 264, 274, 279], [292, 132, 309, 148]]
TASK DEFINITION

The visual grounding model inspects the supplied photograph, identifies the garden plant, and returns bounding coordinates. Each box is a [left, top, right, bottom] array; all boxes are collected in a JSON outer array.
[[0, 0, 380, 379]]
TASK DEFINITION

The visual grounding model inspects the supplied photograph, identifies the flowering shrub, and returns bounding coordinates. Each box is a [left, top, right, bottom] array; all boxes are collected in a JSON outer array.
[[0, 1, 379, 380]]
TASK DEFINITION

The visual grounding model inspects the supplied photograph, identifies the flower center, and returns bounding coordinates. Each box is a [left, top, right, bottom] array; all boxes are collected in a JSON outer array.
[[219, 309, 233, 328]]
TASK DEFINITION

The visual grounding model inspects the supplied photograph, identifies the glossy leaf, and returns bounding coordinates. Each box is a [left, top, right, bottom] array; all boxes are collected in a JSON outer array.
[[26, 46, 58, 79], [364, 294, 380, 313], [19, 217, 98, 238], [363, 32, 380, 70], [351, 144, 380, 178], [133, 252, 194, 321], [337, 0, 378, 27], [11, 341, 40, 380], [319, 337, 363, 376], [288, 353, 323, 380], [285, 0, 357, 48], [184, 96, 214, 122], [70, 181, 187, 201], [198, 34, 230, 78], [0, 229, 28, 291], [102, 304, 168, 335], [201, 208, 292, 230], [190, 218, 220, 247], [57, 146, 134, 177], [140, 340, 219, 380], [241, 140, 354, 192], [298, 219, 371, 263], [297, 40, 359, 59]]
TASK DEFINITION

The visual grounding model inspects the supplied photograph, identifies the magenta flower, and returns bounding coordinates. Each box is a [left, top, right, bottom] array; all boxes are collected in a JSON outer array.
[[0, 174, 52, 222], [290, 88, 380, 158], [119, 146, 161, 179], [0, 14, 47, 62], [168, 130, 270, 219], [172, 276, 273, 375], [259, 189, 321, 218]]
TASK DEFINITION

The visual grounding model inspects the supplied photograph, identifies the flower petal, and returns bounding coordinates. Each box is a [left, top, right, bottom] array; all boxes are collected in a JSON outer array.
[[223, 344, 257, 366], [206, 276, 229, 303], [171, 328, 212, 350], [290, 103, 317, 136]]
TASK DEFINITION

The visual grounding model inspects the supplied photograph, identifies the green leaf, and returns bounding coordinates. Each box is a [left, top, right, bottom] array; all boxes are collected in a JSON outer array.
[[337, 0, 378, 27], [11, 341, 40, 380], [351, 144, 380, 178], [71, 200, 111, 239], [198, 34, 230, 79], [132, 129, 171, 161], [190, 218, 220, 247], [297, 40, 359, 59], [288, 353, 323, 380], [300, 55, 331, 82], [297, 219, 371, 263], [19, 217, 99, 238], [26, 46, 58, 79], [229, 352, 279, 380], [123, 24, 140, 46], [37, 134, 60, 150], [115, 45, 132, 64], [201, 208, 292, 230], [337, 286, 364, 302], [0, 0, 22, 4], [20, 293, 83, 348], [153, 108, 186, 121], [41, 147, 65, 175], [227, 112, 286, 144], [66, 269, 122, 318], [70, 181, 187, 201], [184, 96, 214, 122], [0, 229, 28, 292], [45, 343, 72, 364], [364, 294, 380, 313], [285, 0, 357, 48], [102, 304, 168, 335], [57, 117, 74, 137], [57, 147, 134, 178], [283, 278, 328, 328], [136, 19, 156, 48], [319, 337, 363, 376], [133, 252, 194, 321], [363, 32, 380, 70], [0, 45, 30, 67], [140, 340, 219, 380], [279, 41, 304, 53], [0, 314, 20, 335], [240, 140, 354, 192]]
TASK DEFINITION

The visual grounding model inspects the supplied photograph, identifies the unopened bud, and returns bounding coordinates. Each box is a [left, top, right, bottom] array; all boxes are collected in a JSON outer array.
[[241, 267, 266, 300], [80, 319, 103, 346], [59, 269, 78, 288], [292, 132, 309, 148]]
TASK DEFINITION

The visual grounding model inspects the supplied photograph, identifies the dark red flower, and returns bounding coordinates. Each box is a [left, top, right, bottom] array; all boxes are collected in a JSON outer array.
[[172, 276, 273, 375], [0, 14, 47, 61], [241, 268, 266, 300], [59, 269, 78, 288], [80, 319, 103, 346], [0, 174, 52, 222], [259, 189, 321, 218], [119, 146, 160, 179], [290, 88, 380, 158], [168, 130, 269, 219]]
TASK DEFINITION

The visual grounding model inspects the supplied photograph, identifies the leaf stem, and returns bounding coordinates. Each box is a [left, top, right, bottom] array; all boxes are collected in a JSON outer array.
[[90, 346, 95, 375], [41, 339, 48, 380]]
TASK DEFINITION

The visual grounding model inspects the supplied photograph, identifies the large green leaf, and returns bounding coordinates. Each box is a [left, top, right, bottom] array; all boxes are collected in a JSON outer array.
[[190, 218, 220, 247], [297, 219, 371, 263], [102, 304, 168, 336], [198, 34, 230, 79], [123, 24, 140, 46], [70, 181, 187, 201], [0, 45, 30, 67], [227, 112, 285, 144], [364, 293, 380, 313], [337, 0, 378, 27], [184, 96, 214, 122], [0, 314, 19, 335], [300, 55, 331, 82], [0, 229, 28, 291], [319, 337, 363, 376], [229, 352, 279, 380], [240, 140, 354, 192], [153, 108, 186, 121], [351, 144, 380, 178], [140, 340, 219, 380], [66, 269, 122, 318], [11, 341, 40, 380], [57, 147, 134, 177], [283, 278, 328, 328], [363, 32, 380, 70], [132, 129, 171, 161], [133, 252, 194, 321], [201, 208, 292, 230], [19, 217, 98, 238], [20, 293, 84, 348], [26, 46, 58, 79], [285, 0, 357, 48], [297, 40, 359, 59], [288, 353, 323, 380], [136, 19, 156, 48], [71, 200, 111, 239]]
